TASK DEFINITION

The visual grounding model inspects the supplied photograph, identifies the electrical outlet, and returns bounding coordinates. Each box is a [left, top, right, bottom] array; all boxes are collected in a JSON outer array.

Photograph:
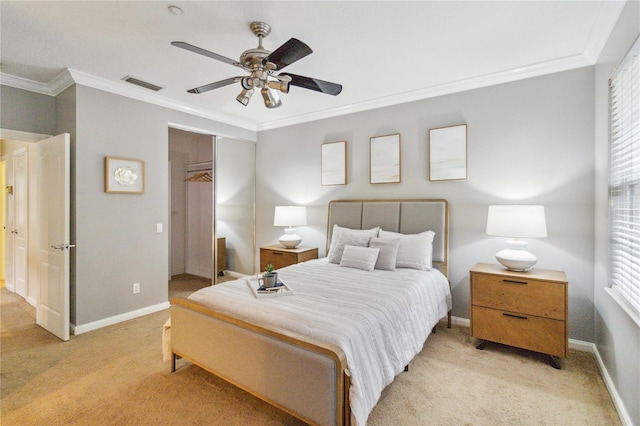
[[133, 283, 140, 294]]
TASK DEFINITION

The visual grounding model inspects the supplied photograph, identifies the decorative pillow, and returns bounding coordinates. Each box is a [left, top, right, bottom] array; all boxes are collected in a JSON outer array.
[[327, 233, 373, 263], [327, 225, 380, 262], [369, 236, 401, 271], [339, 245, 380, 272], [378, 229, 435, 270]]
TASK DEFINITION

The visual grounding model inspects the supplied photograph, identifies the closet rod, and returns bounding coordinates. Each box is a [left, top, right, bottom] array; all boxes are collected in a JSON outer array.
[[186, 161, 212, 173]]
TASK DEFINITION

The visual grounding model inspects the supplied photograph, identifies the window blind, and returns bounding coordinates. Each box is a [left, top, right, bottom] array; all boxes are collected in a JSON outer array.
[[609, 36, 640, 316]]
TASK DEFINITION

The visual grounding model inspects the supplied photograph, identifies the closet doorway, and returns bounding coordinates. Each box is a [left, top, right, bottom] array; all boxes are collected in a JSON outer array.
[[168, 127, 255, 288], [168, 128, 215, 282]]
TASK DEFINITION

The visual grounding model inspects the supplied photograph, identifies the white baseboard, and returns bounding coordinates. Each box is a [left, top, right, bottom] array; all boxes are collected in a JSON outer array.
[[592, 344, 634, 426], [451, 316, 631, 425], [451, 315, 470, 328], [568, 338, 595, 352], [71, 301, 170, 335], [26, 296, 37, 308]]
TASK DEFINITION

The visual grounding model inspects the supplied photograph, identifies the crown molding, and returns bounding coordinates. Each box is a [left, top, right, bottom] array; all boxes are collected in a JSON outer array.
[[583, 0, 627, 63], [48, 69, 76, 95], [1, 53, 592, 134], [257, 53, 592, 131], [1, 0, 623, 135], [0, 69, 258, 132], [257, 1, 625, 131], [65, 69, 258, 131], [0, 73, 53, 95]]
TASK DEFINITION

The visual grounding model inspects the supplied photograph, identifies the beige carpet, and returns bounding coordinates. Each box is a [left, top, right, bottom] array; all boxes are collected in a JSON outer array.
[[1, 278, 620, 426]]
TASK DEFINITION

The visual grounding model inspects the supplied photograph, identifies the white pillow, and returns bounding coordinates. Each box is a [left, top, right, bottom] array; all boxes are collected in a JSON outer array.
[[369, 236, 401, 271], [327, 233, 373, 263], [339, 245, 380, 271], [327, 225, 380, 262], [378, 229, 435, 270]]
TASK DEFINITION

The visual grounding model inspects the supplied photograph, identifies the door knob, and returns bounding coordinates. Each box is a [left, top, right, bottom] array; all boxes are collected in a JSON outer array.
[[50, 244, 75, 250]]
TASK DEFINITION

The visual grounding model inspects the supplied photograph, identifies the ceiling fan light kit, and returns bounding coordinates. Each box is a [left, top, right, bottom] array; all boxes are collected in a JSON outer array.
[[172, 21, 342, 109]]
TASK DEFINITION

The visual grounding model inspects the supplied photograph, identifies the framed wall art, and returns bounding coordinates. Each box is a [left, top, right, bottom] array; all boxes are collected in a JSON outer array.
[[104, 156, 145, 194], [370, 133, 401, 184], [429, 124, 467, 181], [321, 141, 347, 185]]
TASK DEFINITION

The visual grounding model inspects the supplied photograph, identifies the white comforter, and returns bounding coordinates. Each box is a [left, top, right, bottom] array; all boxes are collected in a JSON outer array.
[[188, 259, 451, 425]]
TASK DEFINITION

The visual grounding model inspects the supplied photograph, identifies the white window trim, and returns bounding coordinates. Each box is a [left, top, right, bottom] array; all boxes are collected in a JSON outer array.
[[607, 35, 640, 328], [605, 287, 640, 328]]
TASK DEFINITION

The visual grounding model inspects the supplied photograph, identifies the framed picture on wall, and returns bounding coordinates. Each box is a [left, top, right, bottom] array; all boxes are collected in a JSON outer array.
[[429, 124, 467, 181], [370, 133, 401, 184], [104, 156, 145, 194], [321, 141, 347, 185]]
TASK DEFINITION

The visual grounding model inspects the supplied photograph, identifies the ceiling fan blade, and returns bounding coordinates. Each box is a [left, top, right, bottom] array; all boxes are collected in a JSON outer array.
[[281, 73, 343, 96], [187, 77, 240, 94], [172, 41, 239, 67], [266, 38, 313, 70]]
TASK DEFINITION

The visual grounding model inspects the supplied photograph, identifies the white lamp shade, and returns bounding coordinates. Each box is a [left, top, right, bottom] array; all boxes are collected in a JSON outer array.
[[486, 205, 547, 272], [274, 206, 307, 248], [486, 205, 547, 238], [274, 206, 307, 227]]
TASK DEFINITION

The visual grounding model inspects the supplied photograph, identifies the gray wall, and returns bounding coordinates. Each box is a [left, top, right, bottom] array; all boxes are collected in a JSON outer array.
[[594, 1, 640, 424], [2, 84, 256, 327], [257, 67, 596, 343], [1, 85, 56, 135], [70, 85, 254, 326]]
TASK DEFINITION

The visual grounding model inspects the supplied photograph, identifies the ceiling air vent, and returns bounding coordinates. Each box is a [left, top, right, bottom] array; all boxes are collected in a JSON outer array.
[[122, 76, 163, 92]]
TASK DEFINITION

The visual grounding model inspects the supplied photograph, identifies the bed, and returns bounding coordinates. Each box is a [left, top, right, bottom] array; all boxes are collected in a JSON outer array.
[[170, 199, 451, 425]]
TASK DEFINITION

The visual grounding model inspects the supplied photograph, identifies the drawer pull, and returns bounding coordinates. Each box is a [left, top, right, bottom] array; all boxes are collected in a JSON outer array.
[[503, 313, 528, 320], [502, 279, 528, 285], [272, 252, 283, 256]]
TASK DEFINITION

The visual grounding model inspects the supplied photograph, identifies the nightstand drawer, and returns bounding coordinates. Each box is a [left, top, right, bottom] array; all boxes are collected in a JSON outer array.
[[260, 246, 319, 271], [472, 306, 566, 357], [262, 250, 299, 270], [472, 273, 565, 320]]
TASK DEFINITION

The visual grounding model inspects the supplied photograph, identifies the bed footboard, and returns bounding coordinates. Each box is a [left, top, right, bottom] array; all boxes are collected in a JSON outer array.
[[171, 298, 350, 426]]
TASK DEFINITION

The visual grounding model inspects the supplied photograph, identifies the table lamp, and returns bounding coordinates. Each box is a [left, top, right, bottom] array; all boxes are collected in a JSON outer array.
[[486, 205, 547, 271], [274, 206, 307, 248]]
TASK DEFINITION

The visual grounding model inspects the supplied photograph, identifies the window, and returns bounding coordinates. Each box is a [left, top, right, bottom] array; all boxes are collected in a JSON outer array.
[[609, 35, 640, 319]]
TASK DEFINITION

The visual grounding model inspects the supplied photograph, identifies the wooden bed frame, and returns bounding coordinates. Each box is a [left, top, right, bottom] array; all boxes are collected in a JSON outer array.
[[170, 199, 450, 426]]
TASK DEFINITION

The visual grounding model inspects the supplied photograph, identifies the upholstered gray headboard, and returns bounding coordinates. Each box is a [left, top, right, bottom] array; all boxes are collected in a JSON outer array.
[[327, 199, 449, 277]]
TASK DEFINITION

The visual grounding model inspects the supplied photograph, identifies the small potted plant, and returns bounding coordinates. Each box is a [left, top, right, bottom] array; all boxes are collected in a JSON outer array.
[[261, 264, 278, 288]]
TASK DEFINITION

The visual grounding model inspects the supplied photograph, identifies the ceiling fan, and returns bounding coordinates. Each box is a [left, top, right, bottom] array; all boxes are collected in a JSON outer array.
[[172, 21, 342, 109]]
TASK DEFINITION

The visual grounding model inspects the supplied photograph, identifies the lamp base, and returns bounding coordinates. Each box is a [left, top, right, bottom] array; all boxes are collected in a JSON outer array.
[[279, 228, 302, 249], [495, 249, 538, 271], [495, 239, 538, 272]]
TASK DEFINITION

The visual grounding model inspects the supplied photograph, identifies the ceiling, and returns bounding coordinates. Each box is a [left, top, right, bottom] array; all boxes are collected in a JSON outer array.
[[0, 1, 625, 131]]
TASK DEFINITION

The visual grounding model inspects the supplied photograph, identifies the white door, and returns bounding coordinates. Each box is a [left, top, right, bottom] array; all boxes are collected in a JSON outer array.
[[35, 134, 70, 341], [12, 148, 28, 298]]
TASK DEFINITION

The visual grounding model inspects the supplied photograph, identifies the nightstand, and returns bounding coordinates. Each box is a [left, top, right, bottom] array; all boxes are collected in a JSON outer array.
[[217, 238, 226, 276], [470, 263, 568, 369], [260, 245, 318, 271]]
